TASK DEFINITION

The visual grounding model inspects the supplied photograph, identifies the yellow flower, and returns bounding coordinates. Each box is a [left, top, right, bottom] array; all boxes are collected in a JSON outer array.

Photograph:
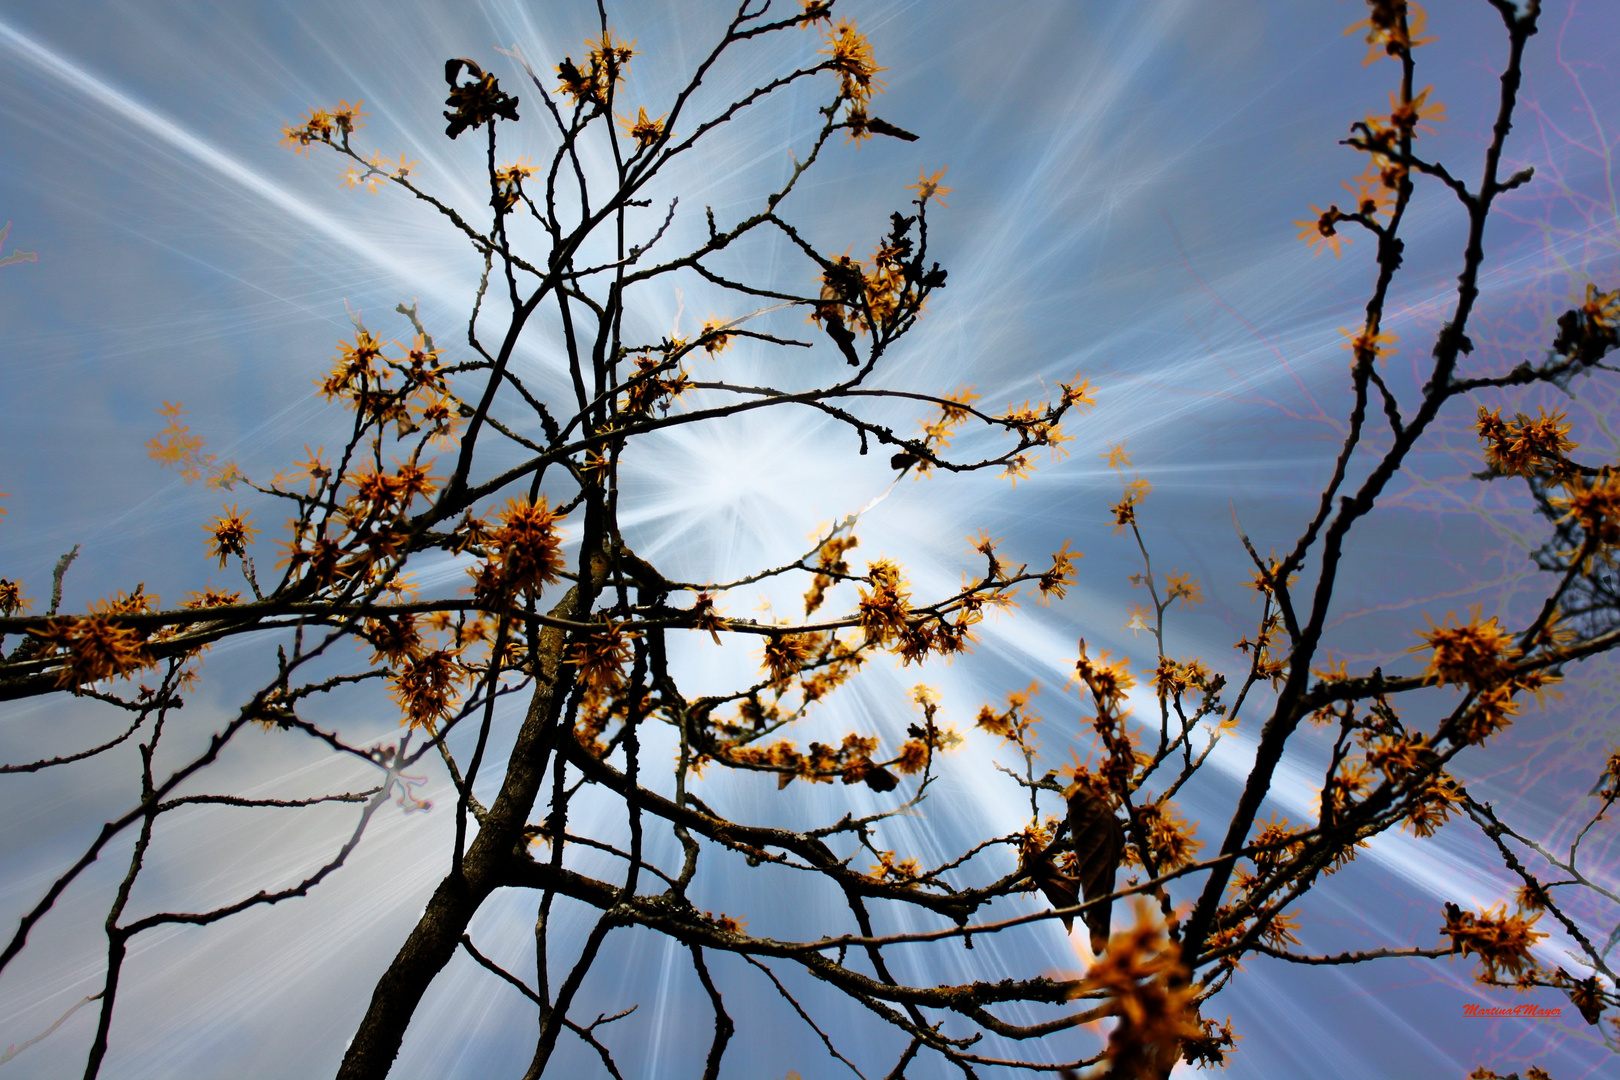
[[1164, 570, 1203, 609], [390, 648, 466, 729], [1342, 176, 1394, 219], [1549, 468, 1620, 548], [799, 0, 833, 26], [905, 167, 952, 207], [1580, 281, 1620, 329], [819, 18, 886, 103], [1345, 1, 1434, 65], [1414, 608, 1518, 690], [468, 496, 565, 606], [616, 107, 667, 149], [699, 315, 733, 355], [1296, 205, 1349, 257], [1387, 86, 1446, 138], [341, 150, 408, 194], [1442, 902, 1546, 983], [1061, 375, 1097, 411], [1000, 453, 1034, 486], [1341, 323, 1398, 365], [0, 577, 31, 616], [205, 506, 259, 567], [588, 28, 637, 79], [1476, 406, 1576, 478]]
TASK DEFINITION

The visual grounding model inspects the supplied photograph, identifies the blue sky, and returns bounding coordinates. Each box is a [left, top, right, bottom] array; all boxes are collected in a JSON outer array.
[[3, 1, 1619, 1077]]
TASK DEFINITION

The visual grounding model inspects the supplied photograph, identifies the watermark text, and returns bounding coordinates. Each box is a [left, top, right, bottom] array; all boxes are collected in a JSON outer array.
[[1463, 1003, 1560, 1019]]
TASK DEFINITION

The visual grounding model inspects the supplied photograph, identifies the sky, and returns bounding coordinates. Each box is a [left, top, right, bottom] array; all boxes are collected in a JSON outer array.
[[2, 1, 1620, 1078]]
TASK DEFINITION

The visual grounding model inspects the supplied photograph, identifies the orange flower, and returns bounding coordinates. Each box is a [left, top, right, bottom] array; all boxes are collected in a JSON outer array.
[[1075, 901, 1205, 1078], [279, 100, 364, 153], [699, 315, 733, 355], [1073, 644, 1135, 711], [390, 648, 466, 729], [181, 586, 242, 609], [32, 612, 154, 688], [1476, 406, 1576, 477], [1296, 205, 1349, 257], [906, 167, 952, 207], [1342, 176, 1395, 219], [1387, 86, 1446, 138], [469, 496, 566, 606], [1341, 324, 1398, 365], [856, 559, 911, 645], [1345, 1, 1434, 65], [1580, 281, 1620, 329], [1442, 902, 1546, 983], [1414, 608, 1518, 690], [762, 631, 822, 685], [570, 619, 637, 711], [205, 506, 259, 567], [819, 18, 885, 103], [587, 29, 637, 81], [1549, 468, 1620, 548], [799, 0, 833, 26], [1164, 570, 1202, 609], [616, 107, 667, 149], [1037, 541, 1080, 603], [340, 150, 412, 194], [0, 577, 31, 616]]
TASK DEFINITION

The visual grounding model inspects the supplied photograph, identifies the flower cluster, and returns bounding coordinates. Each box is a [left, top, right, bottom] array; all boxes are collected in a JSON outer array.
[[390, 647, 467, 730], [618, 352, 690, 418], [205, 506, 259, 568], [1552, 283, 1620, 365], [975, 681, 1043, 757], [1551, 469, 1620, 551], [818, 18, 884, 105], [316, 332, 456, 444], [803, 532, 858, 615], [147, 401, 243, 490], [1442, 901, 1546, 984], [444, 58, 520, 139], [30, 586, 161, 689], [490, 158, 539, 213], [340, 150, 416, 194], [868, 849, 922, 884], [1415, 609, 1518, 690], [279, 100, 366, 152], [1075, 901, 1206, 1078], [468, 497, 566, 609], [1476, 407, 1577, 479], [1295, 10, 1445, 257], [813, 210, 942, 350], [555, 29, 636, 106], [1129, 797, 1203, 873]]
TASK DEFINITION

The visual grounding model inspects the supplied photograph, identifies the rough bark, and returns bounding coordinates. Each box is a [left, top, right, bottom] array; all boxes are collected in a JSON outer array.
[[335, 585, 581, 1080]]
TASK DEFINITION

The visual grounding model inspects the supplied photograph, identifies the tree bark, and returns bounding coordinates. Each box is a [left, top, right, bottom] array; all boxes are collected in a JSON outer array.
[[335, 586, 581, 1080]]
